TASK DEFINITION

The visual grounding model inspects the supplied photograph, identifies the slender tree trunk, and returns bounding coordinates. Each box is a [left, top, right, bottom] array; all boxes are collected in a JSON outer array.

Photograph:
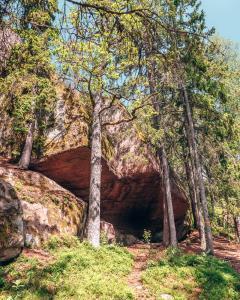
[[210, 193, 215, 218], [163, 190, 170, 246], [18, 121, 35, 169], [234, 216, 240, 242], [181, 85, 214, 255], [87, 93, 102, 247], [160, 147, 178, 247], [197, 198, 207, 250], [184, 157, 199, 229], [147, 63, 177, 247], [184, 117, 206, 250]]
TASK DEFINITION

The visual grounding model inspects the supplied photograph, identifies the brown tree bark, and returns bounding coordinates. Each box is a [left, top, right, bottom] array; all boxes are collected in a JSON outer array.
[[87, 93, 102, 247], [147, 62, 177, 247], [181, 85, 214, 255], [184, 116, 206, 250], [161, 146, 178, 247], [18, 121, 35, 169], [234, 216, 240, 242], [184, 156, 199, 229], [163, 190, 170, 246]]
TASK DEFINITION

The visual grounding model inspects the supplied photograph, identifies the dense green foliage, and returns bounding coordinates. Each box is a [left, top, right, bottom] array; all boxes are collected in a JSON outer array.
[[142, 248, 240, 300], [0, 236, 134, 300], [0, 0, 58, 157]]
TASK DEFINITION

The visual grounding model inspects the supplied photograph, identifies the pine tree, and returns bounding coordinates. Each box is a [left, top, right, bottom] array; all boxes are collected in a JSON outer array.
[[0, 0, 58, 167], [57, 0, 146, 246]]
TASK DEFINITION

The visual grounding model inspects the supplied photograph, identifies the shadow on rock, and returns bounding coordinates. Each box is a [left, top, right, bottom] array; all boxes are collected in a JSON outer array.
[[0, 179, 24, 264]]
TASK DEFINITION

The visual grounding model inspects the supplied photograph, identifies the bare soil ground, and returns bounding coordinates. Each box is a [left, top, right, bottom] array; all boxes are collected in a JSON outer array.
[[127, 244, 154, 300]]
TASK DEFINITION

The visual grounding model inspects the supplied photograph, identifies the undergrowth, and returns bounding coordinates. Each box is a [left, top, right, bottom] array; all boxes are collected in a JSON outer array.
[[0, 235, 134, 300], [142, 247, 240, 300]]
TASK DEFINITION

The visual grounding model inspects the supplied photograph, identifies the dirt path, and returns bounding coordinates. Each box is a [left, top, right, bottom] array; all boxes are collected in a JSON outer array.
[[127, 244, 154, 300]]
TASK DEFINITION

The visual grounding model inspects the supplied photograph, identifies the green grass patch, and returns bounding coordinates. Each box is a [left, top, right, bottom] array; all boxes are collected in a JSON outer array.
[[142, 247, 240, 300], [0, 235, 134, 300]]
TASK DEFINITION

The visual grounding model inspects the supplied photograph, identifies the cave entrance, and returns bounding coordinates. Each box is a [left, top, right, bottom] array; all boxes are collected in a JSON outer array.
[[101, 201, 163, 242]]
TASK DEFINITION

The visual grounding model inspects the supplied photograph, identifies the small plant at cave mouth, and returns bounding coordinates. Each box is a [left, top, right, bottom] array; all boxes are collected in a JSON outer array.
[[100, 232, 109, 245], [143, 229, 152, 244]]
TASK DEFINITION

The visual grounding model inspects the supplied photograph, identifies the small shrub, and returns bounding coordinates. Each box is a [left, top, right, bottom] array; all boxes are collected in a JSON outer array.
[[143, 229, 152, 244], [44, 234, 80, 250], [100, 231, 109, 245]]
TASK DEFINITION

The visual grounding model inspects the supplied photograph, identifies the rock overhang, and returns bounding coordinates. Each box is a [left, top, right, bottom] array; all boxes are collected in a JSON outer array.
[[32, 145, 188, 239]]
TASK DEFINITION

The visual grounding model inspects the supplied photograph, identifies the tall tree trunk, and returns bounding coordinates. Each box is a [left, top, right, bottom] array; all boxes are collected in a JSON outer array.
[[234, 216, 240, 242], [160, 147, 178, 247], [163, 190, 170, 246], [184, 157, 199, 229], [147, 63, 177, 247], [181, 85, 214, 255], [210, 193, 215, 218], [18, 121, 35, 169], [184, 115, 206, 250], [87, 93, 102, 247]]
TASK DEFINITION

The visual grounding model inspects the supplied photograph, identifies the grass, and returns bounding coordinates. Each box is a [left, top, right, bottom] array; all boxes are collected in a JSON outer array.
[[0, 235, 134, 300], [1, 237, 239, 300], [142, 247, 240, 300]]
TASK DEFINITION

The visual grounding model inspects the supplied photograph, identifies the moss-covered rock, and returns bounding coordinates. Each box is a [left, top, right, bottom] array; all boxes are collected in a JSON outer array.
[[0, 179, 24, 263], [0, 162, 86, 253]]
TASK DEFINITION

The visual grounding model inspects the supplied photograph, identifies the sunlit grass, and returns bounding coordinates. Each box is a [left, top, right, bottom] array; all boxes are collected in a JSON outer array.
[[142, 247, 240, 300], [0, 235, 134, 300]]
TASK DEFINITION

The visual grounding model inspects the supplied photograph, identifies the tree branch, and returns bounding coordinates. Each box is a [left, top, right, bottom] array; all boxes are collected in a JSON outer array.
[[66, 0, 149, 16], [102, 92, 159, 127]]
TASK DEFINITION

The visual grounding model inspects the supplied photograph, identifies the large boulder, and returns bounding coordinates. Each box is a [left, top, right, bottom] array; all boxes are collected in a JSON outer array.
[[0, 162, 86, 252], [0, 179, 24, 263]]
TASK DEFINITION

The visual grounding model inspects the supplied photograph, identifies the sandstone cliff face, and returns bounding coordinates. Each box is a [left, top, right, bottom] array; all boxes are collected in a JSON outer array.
[[32, 147, 188, 239], [29, 89, 188, 238], [0, 84, 188, 240], [0, 161, 86, 262]]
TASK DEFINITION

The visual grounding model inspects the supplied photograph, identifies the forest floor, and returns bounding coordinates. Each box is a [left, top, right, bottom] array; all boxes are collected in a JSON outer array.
[[180, 231, 240, 273], [0, 233, 239, 299], [127, 232, 240, 299]]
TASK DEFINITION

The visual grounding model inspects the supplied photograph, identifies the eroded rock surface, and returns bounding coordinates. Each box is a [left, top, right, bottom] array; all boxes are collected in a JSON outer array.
[[1, 84, 189, 240], [0, 162, 86, 252], [0, 179, 24, 263], [32, 147, 188, 239]]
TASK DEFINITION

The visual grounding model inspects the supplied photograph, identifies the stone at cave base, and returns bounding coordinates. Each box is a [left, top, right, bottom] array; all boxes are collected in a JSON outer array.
[[100, 220, 116, 244]]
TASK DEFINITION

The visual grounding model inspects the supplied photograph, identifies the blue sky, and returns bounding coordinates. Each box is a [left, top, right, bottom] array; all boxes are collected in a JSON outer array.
[[201, 0, 240, 43]]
